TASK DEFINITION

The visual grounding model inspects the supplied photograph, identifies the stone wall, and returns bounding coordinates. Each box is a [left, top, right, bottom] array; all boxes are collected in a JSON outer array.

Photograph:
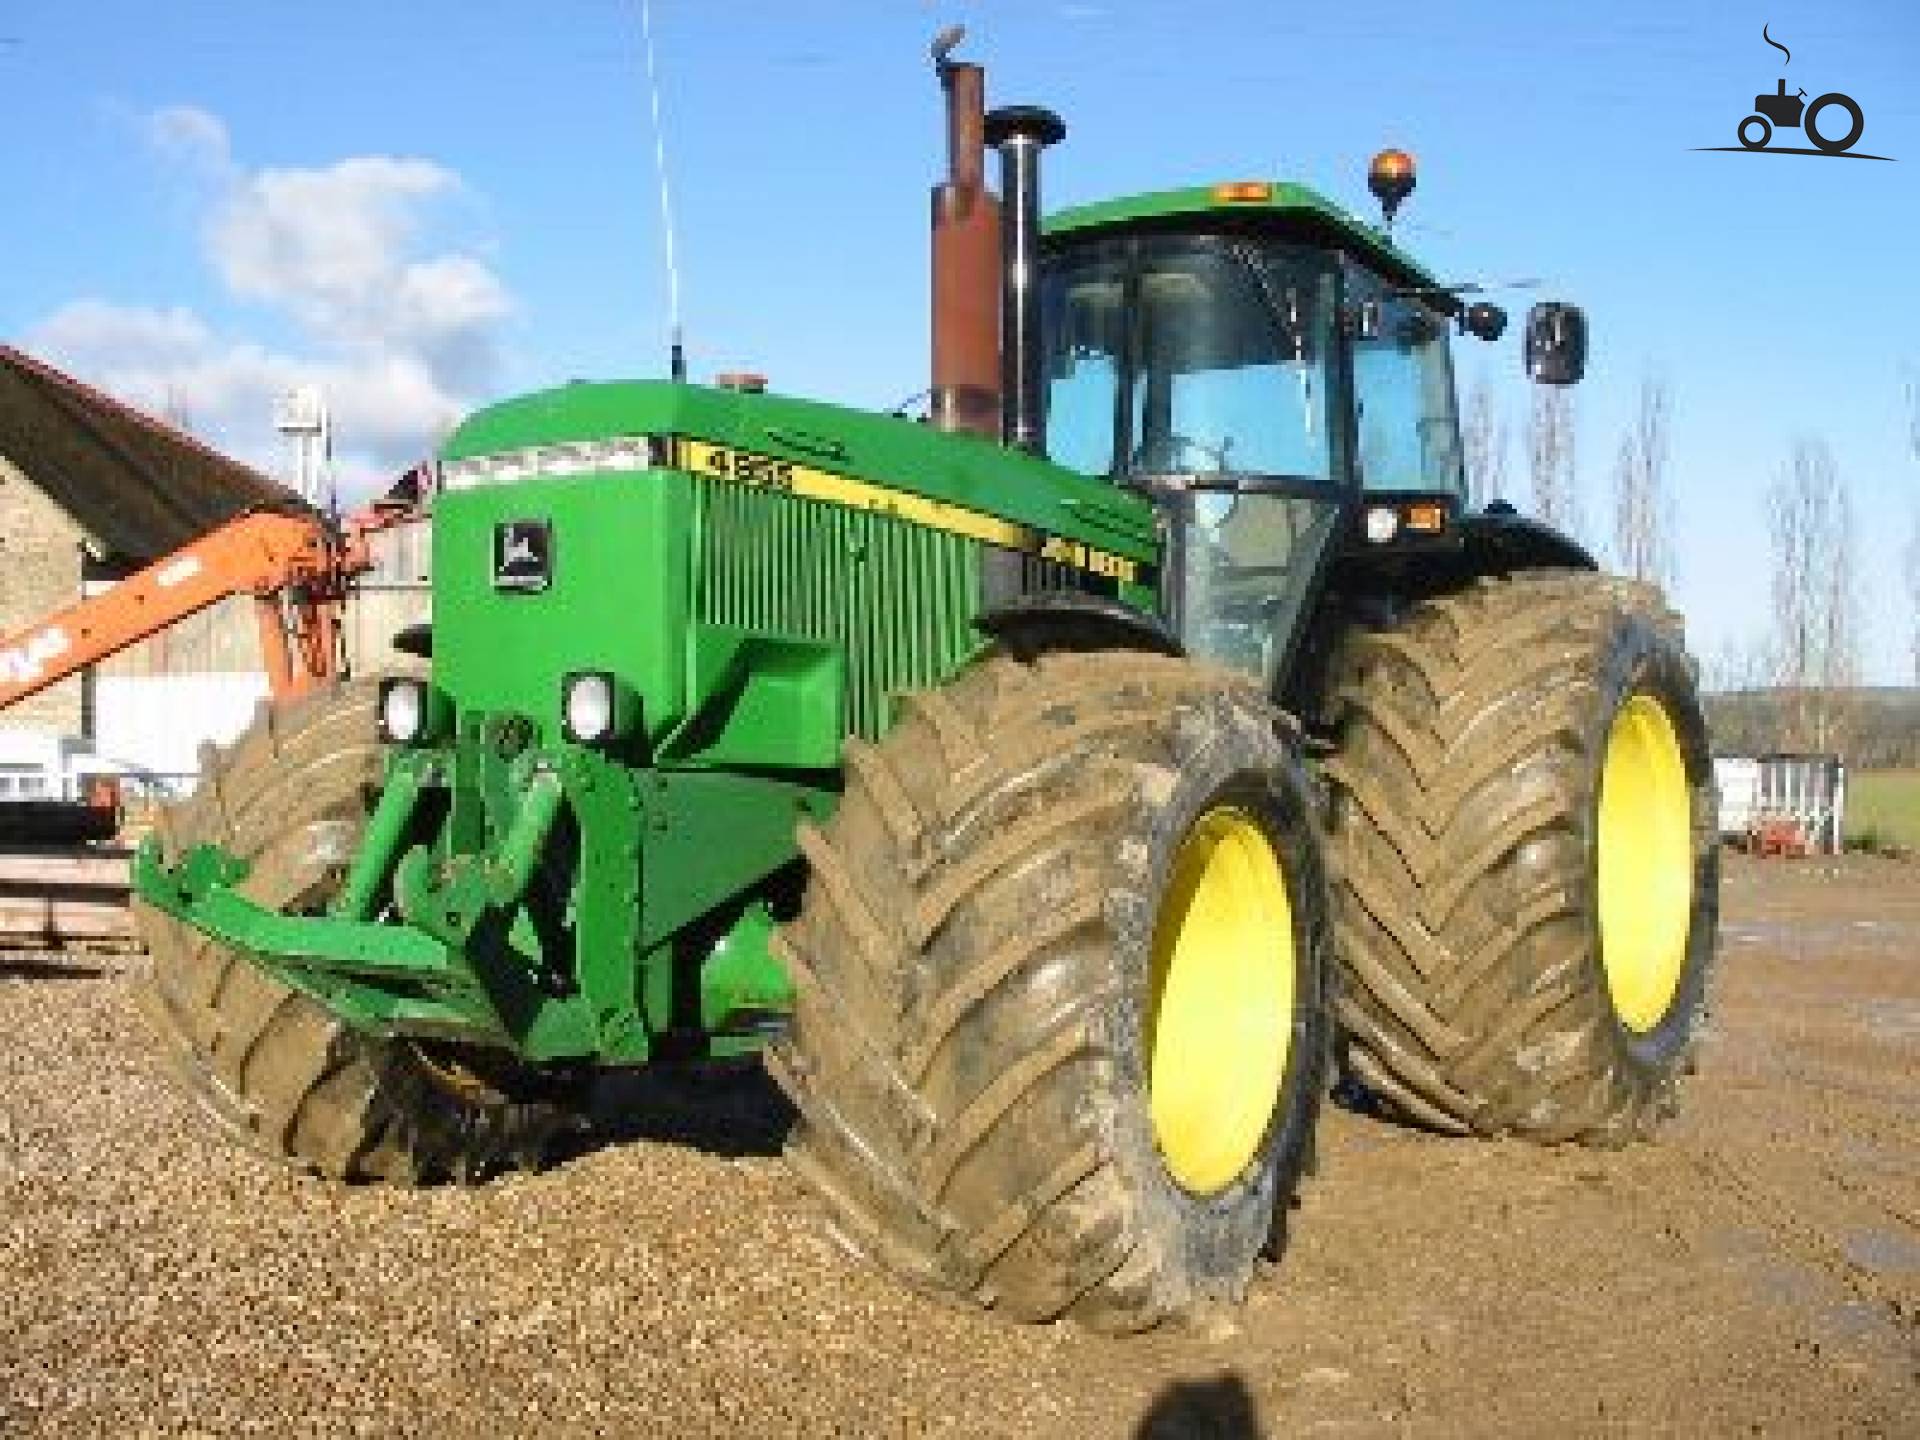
[[0, 454, 88, 735]]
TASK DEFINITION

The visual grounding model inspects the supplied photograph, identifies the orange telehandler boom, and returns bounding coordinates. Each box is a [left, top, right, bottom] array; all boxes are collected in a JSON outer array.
[[0, 510, 372, 713]]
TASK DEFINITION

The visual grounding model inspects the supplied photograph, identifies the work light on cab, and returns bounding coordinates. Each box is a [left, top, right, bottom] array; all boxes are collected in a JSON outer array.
[[1211, 181, 1273, 204]]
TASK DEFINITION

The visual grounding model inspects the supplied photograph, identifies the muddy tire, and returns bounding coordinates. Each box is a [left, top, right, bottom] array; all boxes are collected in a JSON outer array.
[[767, 650, 1331, 1332], [1323, 571, 1718, 1143], [135, 682, 576, 1183]]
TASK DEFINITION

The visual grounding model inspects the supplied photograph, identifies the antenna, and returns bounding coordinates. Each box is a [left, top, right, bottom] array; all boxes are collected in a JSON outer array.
[[639, 0, 686, 382]]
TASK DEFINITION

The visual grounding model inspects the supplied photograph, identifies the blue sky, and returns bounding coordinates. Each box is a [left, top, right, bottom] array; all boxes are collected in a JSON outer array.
[[2, 1, 1916, 681]]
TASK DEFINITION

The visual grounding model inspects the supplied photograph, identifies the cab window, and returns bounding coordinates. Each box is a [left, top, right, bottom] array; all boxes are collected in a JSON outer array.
[[1040, 249, 1127, 477], [1348, 275, 1464, 495]]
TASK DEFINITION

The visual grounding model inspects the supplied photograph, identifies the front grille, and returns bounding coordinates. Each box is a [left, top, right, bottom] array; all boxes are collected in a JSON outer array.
[[692, 479, 983, 740]]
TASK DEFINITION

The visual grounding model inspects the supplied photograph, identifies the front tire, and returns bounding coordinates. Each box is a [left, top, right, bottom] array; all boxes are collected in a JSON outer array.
[[135, 682, 577, 1183], [768, 651, 1331, 1331], [1323, 572, 1718, 1143]]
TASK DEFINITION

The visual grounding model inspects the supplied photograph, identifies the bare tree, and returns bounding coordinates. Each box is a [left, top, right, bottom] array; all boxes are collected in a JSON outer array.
[[1529, 384, 1580, 537], [1610, 374, 1671, 585], [1767, 437, 1860, 752], [1906, 371, 1920, 683], [1907, 519, 1920, 686], [1704, 636, 1772, 696], [1702, 635, 1782, 752], [1461, 376, 1511, 510]]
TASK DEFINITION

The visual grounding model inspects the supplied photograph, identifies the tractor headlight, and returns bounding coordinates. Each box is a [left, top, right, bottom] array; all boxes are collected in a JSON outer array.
[[561, 671, 636, 747], [379, 678, 428, 745], [1364, 506, 1400, 544], [564, 673, 613, 744]]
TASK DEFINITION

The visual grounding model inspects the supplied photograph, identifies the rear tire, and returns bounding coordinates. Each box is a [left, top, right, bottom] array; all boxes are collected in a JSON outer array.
[[1804, 93, 1864, 154], [135, 682, 577, 1183], [768, 651, 1331, 1331], [1323, 572, 1717, 1143]]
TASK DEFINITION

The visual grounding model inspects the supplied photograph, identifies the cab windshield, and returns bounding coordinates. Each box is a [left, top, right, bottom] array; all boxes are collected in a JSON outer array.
[[1040, 236, 1336, 484]]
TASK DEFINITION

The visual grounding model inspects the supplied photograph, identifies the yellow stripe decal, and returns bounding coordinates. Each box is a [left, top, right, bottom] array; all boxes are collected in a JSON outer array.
[[676, 438, 1146, 585]]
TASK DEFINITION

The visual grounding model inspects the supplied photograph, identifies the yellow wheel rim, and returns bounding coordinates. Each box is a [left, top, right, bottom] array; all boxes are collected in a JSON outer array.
[[1597, 694, 1694, 1033], [1146, 807, 1295, 1195]]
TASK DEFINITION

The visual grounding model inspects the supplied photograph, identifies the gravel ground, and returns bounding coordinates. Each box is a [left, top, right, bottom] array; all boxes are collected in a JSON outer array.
[[2, 855, 1917, 1437]]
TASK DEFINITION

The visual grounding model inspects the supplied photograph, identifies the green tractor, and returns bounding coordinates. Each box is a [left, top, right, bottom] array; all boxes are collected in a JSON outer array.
[[133, 44, 1716, 1332]]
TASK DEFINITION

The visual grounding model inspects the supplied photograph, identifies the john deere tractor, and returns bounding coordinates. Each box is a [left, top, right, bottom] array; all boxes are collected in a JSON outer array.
[[133, 43, 1716, 1331]]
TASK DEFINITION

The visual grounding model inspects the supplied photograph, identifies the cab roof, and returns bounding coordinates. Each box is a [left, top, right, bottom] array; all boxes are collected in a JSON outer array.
[[1044, 182, 1444, 295]]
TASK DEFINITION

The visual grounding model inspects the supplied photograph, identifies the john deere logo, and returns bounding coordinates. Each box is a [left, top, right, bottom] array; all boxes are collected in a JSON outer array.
[[493, 520, 552, 592], [1696, 24, 1893, 161]]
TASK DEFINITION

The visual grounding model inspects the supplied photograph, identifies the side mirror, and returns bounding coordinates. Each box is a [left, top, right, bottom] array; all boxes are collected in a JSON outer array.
[[1524, 301, 1587, 385], [1461, 302, 1507, 341]]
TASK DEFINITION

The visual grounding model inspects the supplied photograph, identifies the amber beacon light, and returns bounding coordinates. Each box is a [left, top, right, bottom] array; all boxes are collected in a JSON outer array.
[[1366, 148, 1417, 232]]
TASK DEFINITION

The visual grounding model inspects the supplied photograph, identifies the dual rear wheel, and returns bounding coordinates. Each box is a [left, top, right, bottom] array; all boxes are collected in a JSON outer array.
[[778, 572, 1717, 1329], [1322, 572, 1716, 1141]]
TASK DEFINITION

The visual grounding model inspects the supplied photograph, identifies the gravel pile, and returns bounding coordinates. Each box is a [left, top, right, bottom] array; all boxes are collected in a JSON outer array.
[[3, 880, 1916, 1438], [0, 954, 1179, 1436]]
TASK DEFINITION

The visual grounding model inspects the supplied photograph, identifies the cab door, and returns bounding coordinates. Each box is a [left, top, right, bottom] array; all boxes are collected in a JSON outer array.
[[1040, 233, 1347, 689]]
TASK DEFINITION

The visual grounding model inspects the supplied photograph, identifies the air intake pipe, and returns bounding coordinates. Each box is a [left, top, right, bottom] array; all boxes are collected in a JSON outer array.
[[986, 104, 1066, 455], [929, 38, 1001, 438]]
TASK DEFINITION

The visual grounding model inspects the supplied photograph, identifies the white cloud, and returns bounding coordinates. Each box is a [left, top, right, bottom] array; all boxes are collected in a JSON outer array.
[[205, 153, 511, 395], [145, 104, 232, 176], [25, 108, 512, 494], [26, 300, 461, 471], [212, 159, 462, 324], [30, 300, 216, 374]]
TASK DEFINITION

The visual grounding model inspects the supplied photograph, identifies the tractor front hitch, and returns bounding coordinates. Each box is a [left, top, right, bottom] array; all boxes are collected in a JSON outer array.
[[130, 763, 577, 1055], [132, 745, 648, 1062], [134, 739, 811, 1066], [133, 836, 490, 1006]]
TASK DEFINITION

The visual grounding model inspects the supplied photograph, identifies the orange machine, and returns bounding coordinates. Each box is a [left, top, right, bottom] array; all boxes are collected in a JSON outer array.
[[0, 505, 404, 927], [0, 509, 373, 712]]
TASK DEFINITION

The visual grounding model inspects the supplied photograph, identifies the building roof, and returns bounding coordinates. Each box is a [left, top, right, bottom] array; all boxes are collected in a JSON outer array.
[[0, 345, 303, 563]]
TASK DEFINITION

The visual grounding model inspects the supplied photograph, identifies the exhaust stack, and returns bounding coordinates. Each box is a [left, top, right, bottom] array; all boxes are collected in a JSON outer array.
[[986, 105, 1065, 455], [929, 36, 1002, 437]]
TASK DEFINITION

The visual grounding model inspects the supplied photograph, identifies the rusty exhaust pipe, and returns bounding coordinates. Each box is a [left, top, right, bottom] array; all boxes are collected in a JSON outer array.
[[986, 104, 1065, 456], [929, 31, 1001, 437]]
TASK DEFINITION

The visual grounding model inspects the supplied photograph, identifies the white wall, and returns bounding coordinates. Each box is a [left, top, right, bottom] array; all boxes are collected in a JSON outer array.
[[1713, 758, 1760, 835], [1713, 753, 1848, 854], [94, 673, 270, 791]]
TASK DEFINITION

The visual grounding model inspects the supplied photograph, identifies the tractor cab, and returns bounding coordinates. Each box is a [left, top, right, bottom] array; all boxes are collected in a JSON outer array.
[[1036, 175, 1584, 683]]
